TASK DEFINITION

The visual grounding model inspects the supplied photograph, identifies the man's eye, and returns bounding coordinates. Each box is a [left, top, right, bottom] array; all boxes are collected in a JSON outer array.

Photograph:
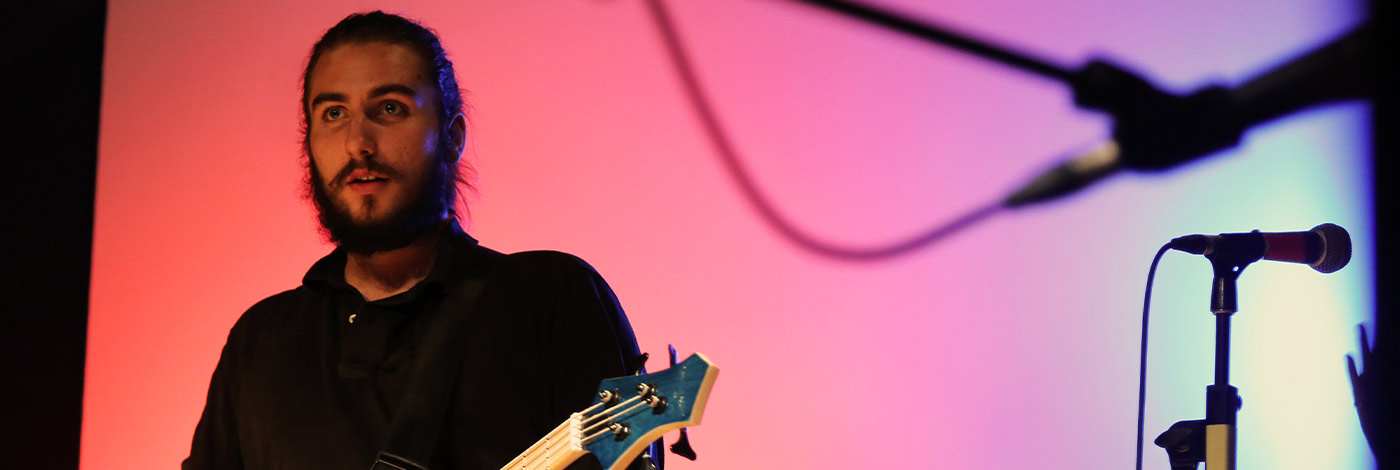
[[381, 102, 402, 115], [323, 107, 345, 121]]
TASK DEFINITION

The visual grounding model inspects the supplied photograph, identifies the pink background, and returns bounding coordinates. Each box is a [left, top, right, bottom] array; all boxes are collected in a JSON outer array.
[[87, 1, 1374, 468]]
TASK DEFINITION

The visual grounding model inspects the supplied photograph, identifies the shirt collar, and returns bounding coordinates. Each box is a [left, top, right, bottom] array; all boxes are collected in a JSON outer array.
[[301, 219, 480, 297]]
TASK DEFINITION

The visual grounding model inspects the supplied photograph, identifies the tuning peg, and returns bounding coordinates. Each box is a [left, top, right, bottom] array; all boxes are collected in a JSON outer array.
[[669, 428, 697, 461], [627, 352, 650, 376]]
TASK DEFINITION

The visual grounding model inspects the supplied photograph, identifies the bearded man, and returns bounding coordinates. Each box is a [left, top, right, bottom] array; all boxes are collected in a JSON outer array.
[[183, 11, 643, 470]]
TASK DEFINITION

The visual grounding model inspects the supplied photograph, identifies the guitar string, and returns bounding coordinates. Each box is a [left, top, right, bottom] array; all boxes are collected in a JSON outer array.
[[581, 401, 652, 445], [513, 393, 656, 469], [508, 418, 574, 469], [516, 411, 603, 470], [584, 395, 644, 425], [580, 395, 644, 434], [579, 401, 606, 416], [515, 407, 605, 469], [508, 396, 609, 468]]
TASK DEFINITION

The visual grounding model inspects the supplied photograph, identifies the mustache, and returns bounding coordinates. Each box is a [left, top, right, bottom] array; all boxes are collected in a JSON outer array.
[[328, 159, 405, 187]]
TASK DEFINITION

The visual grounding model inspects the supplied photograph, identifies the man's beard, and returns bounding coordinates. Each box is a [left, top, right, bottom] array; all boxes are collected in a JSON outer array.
[[308, 150, 455, 255]]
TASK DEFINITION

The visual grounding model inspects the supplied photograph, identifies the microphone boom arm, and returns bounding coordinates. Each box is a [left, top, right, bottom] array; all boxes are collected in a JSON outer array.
[[787, 0, 1374, 207]]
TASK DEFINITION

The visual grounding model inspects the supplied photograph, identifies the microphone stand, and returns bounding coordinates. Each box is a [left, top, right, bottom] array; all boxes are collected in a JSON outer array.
[[1157, 232, 1266, 470]]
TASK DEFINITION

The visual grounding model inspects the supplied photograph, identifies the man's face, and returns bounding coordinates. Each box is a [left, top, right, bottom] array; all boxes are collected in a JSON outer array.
[[305, 41, 456, 253]]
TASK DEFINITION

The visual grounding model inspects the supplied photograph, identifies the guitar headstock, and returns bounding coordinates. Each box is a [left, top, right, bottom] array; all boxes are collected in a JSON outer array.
[[581, 353, 718, 470]]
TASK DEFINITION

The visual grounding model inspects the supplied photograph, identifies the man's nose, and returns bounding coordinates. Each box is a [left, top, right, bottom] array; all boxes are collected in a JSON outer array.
[[345, 114, 377, 159]]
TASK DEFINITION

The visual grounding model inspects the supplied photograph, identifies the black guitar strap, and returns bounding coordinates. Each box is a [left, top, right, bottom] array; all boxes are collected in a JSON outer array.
[[371, 250, 500, 470]]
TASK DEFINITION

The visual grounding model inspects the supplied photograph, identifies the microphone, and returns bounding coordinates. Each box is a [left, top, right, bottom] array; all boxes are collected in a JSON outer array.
[[1168, 223, 1351, 273], [1004, 22, 1372, 208]]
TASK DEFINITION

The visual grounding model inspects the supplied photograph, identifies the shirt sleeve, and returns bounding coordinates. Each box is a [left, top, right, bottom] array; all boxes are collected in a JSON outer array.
[[182, 328, 245, 470], [546, 254, 642, 416], [501, 251, 645, 470]]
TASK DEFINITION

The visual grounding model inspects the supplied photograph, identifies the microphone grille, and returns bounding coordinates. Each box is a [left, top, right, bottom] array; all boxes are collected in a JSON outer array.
[[1310, 223, 1351, 273]]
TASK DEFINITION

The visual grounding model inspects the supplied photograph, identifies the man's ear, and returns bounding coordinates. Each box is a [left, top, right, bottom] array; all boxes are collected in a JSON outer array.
[[444, 113, 467, 163]]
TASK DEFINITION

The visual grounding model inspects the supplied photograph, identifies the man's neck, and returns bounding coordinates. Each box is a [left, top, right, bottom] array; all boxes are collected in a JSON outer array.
[[343, 224, 446, 302]]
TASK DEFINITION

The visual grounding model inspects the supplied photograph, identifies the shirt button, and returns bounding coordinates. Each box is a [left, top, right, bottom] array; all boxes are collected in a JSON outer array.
[[348, 313, 357, 324]]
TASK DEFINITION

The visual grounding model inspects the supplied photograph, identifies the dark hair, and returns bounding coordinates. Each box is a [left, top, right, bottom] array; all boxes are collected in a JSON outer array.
[[300, 11, 474, 215]]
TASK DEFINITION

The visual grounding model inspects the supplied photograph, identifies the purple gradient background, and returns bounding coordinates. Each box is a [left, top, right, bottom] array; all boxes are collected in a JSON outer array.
[[86, 1, 1373, 468]]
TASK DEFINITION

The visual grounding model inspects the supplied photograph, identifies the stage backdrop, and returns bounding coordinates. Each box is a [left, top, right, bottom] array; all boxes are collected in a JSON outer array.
[[86, 1, 1374, 468]]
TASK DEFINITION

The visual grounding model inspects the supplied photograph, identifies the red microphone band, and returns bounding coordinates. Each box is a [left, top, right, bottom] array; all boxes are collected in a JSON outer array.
[[1260, 232, 1309, 264]]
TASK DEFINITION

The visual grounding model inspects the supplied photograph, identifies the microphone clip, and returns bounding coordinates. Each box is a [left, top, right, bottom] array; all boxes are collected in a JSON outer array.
[[1070, 60, 1245, 173], [1196, 231, 1267, 314]]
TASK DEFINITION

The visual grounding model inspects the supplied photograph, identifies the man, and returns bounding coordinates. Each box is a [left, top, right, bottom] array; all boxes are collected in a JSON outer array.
[[183, 11, 643, 470]]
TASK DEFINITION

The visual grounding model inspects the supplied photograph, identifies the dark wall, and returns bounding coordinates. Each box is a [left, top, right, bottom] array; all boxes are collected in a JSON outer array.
[[1366, 0, 1398, 468], [1372, 1, 1396, 343], [0, 2, 106, 469]]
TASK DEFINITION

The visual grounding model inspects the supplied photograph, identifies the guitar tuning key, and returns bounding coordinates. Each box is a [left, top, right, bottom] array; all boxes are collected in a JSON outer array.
[[645, 394, 668, 413], [608, 422, 630, 440], [636, 382, 659, 397], [627, 352, 650, 376], [669, 427, 697, 461]]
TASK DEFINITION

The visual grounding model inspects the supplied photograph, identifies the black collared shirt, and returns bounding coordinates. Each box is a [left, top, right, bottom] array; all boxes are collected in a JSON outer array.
[[183, 223, 641, 469]]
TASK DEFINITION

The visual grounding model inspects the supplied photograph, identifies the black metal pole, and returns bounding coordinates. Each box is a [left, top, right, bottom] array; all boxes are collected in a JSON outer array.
[[1214, 313, 1231, 386], [787, 0, 1074, 82], [1204, 310, 1239, 470]]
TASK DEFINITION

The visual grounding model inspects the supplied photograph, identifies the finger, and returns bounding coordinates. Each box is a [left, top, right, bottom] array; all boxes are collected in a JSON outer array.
[[1347, 354, 1360, 384], [1358, 324, 1372, 359]]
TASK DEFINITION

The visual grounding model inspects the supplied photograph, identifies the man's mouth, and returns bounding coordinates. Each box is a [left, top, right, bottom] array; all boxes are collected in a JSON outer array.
[[345, 170, 389, 195]]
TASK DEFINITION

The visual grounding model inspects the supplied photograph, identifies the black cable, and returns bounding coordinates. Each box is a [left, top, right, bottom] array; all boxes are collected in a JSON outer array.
[[642, 0, 1003, 261], [1137, 242, 1172, 470]]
